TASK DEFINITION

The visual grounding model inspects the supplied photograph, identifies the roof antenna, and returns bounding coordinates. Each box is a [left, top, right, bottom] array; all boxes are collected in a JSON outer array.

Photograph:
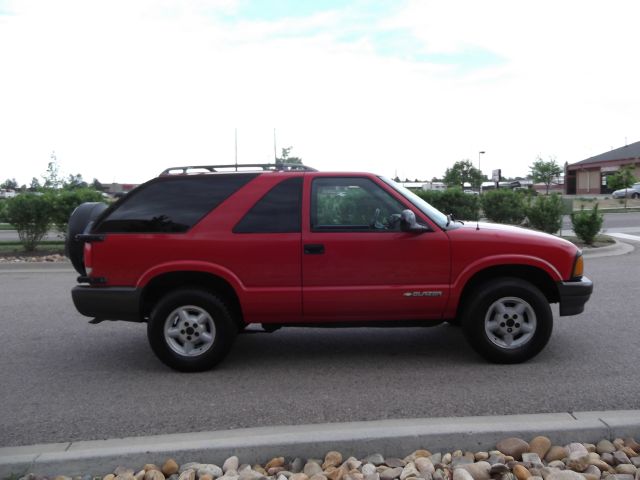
[[273, 128, 277, 163], [235, 128, 238, 171]]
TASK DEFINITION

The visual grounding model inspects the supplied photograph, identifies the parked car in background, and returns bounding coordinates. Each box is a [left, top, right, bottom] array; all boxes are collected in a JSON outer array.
[[0, 189, 17, 199], [612, 183, 640, 199]]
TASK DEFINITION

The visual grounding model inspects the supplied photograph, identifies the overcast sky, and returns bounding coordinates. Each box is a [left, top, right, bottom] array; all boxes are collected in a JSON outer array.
[[1, 0, 638, 186]]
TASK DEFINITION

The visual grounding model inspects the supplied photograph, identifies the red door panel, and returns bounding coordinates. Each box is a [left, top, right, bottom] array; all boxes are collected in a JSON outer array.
[[301, 175, 451, 322]]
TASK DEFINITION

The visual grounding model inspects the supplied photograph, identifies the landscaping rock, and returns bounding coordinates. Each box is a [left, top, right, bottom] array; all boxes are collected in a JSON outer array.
[[529, 438, 552, 461], [19, 435, 640, 480], [162, 461, 179, 477], [497, 439, 530, 461]]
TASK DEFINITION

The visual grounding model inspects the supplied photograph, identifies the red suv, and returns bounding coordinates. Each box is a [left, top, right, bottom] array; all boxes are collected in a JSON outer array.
[[67, 164, 592, 371]]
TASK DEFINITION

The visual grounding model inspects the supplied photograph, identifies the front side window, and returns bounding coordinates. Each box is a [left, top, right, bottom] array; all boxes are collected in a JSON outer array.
[[94, 174, 258, 233], [311, 177, 405, 232]]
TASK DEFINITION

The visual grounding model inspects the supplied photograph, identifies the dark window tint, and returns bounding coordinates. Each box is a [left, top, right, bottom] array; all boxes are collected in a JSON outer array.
[[95, 174, 258, 233], [234, 177, 302, 233]]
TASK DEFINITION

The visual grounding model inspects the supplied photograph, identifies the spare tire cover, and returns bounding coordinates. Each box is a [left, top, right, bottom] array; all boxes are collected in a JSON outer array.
[[65, 202, 108, 275]]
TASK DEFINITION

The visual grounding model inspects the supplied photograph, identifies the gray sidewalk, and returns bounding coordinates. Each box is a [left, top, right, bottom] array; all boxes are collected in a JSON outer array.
[[2, 410, 639, 477]]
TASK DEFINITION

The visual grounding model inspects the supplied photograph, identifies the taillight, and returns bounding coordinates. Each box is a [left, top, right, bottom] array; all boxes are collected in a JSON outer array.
[[84, 243, 93, 276], [571, 252, 584, 280]]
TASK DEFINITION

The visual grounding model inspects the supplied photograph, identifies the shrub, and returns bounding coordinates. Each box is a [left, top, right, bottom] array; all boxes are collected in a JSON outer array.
[[414, 188, 480, 220], [525, 194, 563, 234], [571, 204, 603, 245], [50, 188, 104, 236], [0, 199, 7, 223], [6, 194, 53, 251], [481, 189, 526, 224]]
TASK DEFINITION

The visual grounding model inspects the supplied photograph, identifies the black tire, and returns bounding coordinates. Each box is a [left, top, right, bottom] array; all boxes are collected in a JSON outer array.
[[65, 202, 108, 275], [461, 277, 553, 364], [147, 289, 238, 372], [632, 193, 639, 199]]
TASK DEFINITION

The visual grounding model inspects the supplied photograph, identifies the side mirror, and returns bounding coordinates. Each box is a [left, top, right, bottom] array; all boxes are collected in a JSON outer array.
[[400, 209, 429, 233]]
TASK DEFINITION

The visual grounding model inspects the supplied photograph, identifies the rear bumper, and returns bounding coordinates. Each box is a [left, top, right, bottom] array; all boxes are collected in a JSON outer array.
[[557, 276, 593, 316], [72, 286, 142, 322]]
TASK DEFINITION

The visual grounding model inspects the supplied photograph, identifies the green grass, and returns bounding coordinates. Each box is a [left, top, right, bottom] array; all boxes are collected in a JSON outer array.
[[3, 472, 26, 480], [592, 207, 640, 213], [573, 197, 640, 212], [0, 223, 14, 230], [0, 240, 65, 255], [561, 234, 615, 248]]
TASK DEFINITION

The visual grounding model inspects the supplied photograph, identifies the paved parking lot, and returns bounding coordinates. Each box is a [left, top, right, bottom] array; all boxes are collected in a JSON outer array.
[[0, 242, 639, 448]]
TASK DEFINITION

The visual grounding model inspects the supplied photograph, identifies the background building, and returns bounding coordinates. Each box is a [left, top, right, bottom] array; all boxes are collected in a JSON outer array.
[[565, 141, 640, 194]]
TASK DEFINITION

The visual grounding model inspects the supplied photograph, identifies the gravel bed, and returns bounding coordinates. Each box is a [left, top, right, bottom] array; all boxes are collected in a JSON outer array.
[[15, 436, 640, 480], [0, 254, 66, 263]]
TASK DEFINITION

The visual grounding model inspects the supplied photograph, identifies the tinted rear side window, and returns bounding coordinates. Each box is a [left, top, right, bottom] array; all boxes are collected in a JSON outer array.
[[95, 174, 258, 233], [233, 177, 302, 233]]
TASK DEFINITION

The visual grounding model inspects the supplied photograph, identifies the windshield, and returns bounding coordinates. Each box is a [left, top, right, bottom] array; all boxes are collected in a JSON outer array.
[[380, 176, 449, 229]]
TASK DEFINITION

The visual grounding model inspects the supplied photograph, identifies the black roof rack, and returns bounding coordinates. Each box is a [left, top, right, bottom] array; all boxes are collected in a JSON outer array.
[[160, 163, 317, 176]]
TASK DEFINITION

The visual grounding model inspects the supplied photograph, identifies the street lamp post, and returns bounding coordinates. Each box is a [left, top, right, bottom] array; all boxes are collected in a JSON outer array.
[[478, 151, 485, 193]]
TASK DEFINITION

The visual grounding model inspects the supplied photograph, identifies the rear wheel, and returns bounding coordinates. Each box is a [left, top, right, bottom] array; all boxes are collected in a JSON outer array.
[[147, 289, 237, 372], [632, 192, 639, 199], [461, 278, 553, 363]]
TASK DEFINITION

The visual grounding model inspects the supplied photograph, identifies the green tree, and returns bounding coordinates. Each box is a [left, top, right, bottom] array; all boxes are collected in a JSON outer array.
[[91, 178, 104, 191], [571, 204, 603, 245], [42, 152, 63, 189], [530, 156, 562, 194], [1, 178, 18, 190], [443, 160, 484, 189], [607, 165, 637, 190], [0, 199, 7, 222], [6, 194, 53, 251], [50, 188, 104, 236], [414, 188, 480, 221], [64, 173, 88, 190], [276, 146, 303, 165], [29, 177, 42, 191], [607, 165, 637, 208], [525, 194, 563, 234], [481, 189, 526, 224]]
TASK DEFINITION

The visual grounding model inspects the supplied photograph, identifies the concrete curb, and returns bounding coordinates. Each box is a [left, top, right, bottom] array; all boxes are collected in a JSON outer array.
[[2, 410, 640, 477], [582, 238, 634, 258]]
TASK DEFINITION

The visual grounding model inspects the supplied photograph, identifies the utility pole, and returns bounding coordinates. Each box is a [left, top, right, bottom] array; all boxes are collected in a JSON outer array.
[[478, 151, 485, 193]]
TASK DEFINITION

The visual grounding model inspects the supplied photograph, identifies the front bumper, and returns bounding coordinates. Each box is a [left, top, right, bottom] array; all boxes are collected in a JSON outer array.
[[557, 276, 593, 316], [72, 286, 142, 322]]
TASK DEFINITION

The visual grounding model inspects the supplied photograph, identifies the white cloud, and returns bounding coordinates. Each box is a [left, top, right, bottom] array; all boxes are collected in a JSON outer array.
[[0, 0, 638, 185]]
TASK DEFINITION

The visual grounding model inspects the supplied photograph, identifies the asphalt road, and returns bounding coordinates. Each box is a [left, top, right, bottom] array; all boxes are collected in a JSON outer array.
[[1, 244, 639, 448]]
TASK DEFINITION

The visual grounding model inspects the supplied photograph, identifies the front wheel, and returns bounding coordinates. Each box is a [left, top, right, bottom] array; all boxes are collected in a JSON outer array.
[[632, 192, 639, 199], [461, 278, 553, 363], [147, 289, 237, 372]]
